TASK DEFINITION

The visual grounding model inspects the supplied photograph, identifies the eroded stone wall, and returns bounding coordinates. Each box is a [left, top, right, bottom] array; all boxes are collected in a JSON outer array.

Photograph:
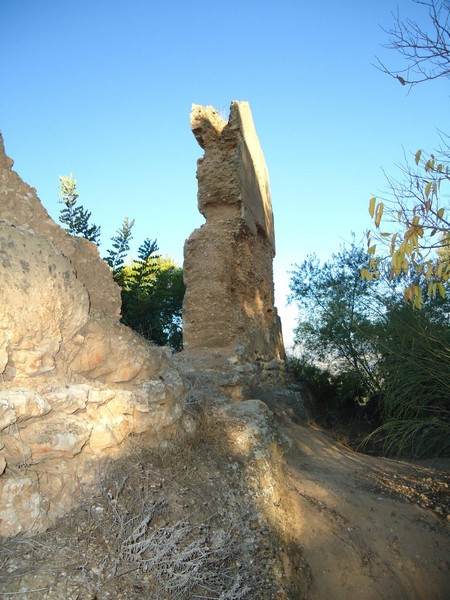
[[0, 135, 186, 536], [183, 101, 285, 363]]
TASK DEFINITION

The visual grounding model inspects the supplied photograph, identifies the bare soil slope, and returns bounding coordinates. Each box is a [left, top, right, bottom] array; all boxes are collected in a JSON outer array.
[[0, 401, 449, 599]]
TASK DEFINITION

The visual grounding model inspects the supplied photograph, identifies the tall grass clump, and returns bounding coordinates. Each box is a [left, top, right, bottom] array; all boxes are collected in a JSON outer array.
[[367, 303, 450, 457]]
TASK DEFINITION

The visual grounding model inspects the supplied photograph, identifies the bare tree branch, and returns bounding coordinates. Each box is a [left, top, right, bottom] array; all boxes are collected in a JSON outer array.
[[375, 0, 450, 88]]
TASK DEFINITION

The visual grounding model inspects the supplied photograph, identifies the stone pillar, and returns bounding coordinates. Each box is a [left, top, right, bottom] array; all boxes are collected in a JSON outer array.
[[182, 101, 285, 363]]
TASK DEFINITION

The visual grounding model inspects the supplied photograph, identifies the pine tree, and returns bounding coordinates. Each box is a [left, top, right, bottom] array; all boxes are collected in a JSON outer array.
[[58, 174, 101, 245]]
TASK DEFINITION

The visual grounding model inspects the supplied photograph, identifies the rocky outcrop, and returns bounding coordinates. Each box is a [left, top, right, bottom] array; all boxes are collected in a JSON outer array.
[[183, 102, 285, 364], [0, 135, 186, 536]]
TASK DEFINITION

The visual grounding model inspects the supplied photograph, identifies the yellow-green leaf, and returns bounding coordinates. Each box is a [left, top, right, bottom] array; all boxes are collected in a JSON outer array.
[[437, 282, 446, 298], [374, 202, 384, 228], [437, 207, 445, 219], [412, 286, 423, 309], [368, 197, 376, 218], [404, 285, 413, 302], [402, 258, 409, 273], [414, 149, 422, 165], [389, 232, 398, 257], [425, 181, 432, 198]]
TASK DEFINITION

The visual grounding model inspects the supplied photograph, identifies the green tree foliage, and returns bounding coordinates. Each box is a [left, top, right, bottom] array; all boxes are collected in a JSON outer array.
[[104, 217, 135, 283], [57, 176, 184, 351], [290, 241, 450, 457], [287, 356, 371, 428], [289, 242, 383, 400], [58, 174, 101, 245], [120, 241, 185, 351], [369, 299, 450, 456], [290, 1, 450, 457]]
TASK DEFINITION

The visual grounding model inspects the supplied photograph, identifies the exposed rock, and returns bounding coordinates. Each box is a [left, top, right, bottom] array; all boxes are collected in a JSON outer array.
[[0, 457, 101, 535], [66, 314, 171, 383], [0, 136, 121, 318], [45, 385, 90, 414], [19, 415, 92, 462], [183, 101, 285, 364], [0, 220, 89, 381], [0, 102, 289, 536], [205, 399, 287, 524], [0, 389, 51, 429], [0, 135, 187, 536]]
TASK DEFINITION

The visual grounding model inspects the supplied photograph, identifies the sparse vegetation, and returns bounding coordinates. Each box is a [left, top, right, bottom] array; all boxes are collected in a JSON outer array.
[[57, 175, 185, 351], [289, 241, 450, 457], [58, 174, 101, 245], [0, 409, 299, 599]]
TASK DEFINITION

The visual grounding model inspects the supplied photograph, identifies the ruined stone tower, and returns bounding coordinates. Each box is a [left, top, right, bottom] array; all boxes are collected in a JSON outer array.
[[182, 101, 285, 364]]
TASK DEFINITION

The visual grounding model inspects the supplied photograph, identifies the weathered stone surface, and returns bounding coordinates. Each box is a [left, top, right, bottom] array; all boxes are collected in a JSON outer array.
[[0, 136, 121, 319], [0, 475, 47, 536], [191, 102, 275, 248], [0, 135, 187, 536], [0, 390, 51, 430], [0, 457, 100, 536], [45, 385, 90, 413], [66, 315, 171, 384], [18, 415, 92, 462], [206, 399, 285, 517], [0, 221, 90, 381], [183, 101, 285, 363]]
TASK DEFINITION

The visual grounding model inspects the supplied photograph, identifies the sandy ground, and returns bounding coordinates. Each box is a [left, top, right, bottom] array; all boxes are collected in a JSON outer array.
[[277, 421, 449, 600]]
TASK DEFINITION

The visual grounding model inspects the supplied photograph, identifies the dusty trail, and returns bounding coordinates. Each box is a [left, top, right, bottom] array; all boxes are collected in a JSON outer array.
[[278, 422, 450, 600]]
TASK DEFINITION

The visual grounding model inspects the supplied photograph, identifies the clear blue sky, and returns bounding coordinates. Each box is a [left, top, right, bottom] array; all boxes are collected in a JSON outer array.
[[1, 0, 448, 347]]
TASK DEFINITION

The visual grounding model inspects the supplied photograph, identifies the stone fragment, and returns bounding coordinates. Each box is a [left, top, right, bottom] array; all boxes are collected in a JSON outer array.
[[17, 416, 92, 461], [0, 475, 46, 536], [0, 431, 32, 467], [0, 389, 52, 431], [207, 399, 285, 514], [0, 457, 100, 536], [45, 385, 90, 413], [0, 106, 293, 539], [0, 135, 187, 536]]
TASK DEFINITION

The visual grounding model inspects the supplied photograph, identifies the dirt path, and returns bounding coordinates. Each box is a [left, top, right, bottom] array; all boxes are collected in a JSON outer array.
[[278, 422, 450, 600]]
